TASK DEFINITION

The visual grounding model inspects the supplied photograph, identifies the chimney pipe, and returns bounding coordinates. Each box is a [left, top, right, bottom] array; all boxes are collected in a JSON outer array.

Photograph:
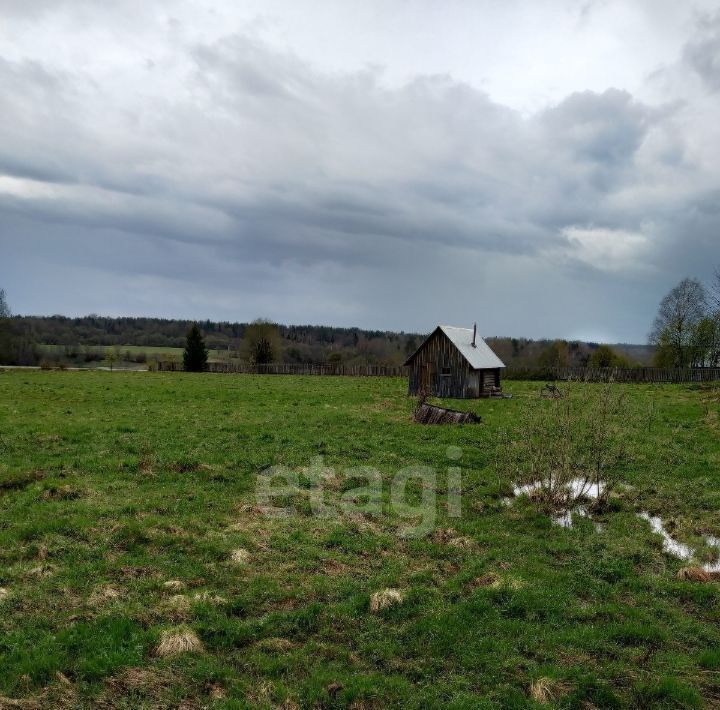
[[472, 323, 477, 348]]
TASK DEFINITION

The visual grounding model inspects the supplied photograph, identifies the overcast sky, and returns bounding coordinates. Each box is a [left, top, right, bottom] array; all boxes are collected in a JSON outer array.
[[1, 0, 719, 341]]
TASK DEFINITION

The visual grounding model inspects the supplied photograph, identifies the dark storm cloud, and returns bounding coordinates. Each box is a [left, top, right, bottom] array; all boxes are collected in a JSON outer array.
[[683, 15, 720, 91], [1, 14, 720, 339]]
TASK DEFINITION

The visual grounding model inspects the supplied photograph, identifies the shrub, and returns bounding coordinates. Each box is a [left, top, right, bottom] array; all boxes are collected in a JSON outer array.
[[496, 382, 633, 512]]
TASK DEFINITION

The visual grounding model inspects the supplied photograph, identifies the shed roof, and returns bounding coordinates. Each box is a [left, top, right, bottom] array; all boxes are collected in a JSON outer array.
[[404, 325, 506, 370]]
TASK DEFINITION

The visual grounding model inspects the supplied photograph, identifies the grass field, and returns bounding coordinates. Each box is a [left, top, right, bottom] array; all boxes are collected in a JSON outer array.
[[38, 344, 233, 366], [1, 371, 719, 708]]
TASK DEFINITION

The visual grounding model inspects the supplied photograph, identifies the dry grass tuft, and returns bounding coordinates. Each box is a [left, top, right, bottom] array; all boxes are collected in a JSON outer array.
[[230, 548, 251, 564], [166, 594, 191, 607], [208, 683, 226, 699], [162, 579, 185, 591], [0, 587, 9, 602], [102, 666, 172, 705], [159, 594, 191, 619], [434, 528, 475, 549], [256, 637, 297, 652], [88, 585, 122, 606], [155, 627, 204, 657], [530, 677, 567, 704], [193, 591, 226, 604], [369, 588, 405, 612], [676, 566, 711, 583], [471, 573, 499, 588], [26, 564, 54, 578], [448, 536, 474, 549]]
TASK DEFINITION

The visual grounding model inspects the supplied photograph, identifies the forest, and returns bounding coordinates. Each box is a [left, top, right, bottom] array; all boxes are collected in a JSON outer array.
[[0, 311, 650, 369]]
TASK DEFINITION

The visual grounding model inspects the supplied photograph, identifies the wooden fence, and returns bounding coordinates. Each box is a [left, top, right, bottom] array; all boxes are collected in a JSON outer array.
[[155, 361, 407, 377], [506, 366, 720, 383], [155, 360, 720, 383]]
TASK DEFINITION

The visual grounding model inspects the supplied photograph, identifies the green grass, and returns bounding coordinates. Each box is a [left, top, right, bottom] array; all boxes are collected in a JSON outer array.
[[0, 371, 719, 707], [37, 344, 233, 365]]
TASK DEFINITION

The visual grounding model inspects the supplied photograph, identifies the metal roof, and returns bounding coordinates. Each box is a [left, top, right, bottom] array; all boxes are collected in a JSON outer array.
[[404, 325, 505, 369]]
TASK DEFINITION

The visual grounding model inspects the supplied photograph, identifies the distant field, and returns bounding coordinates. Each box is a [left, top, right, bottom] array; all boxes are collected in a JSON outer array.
[[38, 344, 233, 364], [1, 372, 719, 707]]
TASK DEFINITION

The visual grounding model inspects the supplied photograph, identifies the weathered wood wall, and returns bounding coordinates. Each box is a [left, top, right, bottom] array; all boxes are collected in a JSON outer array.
[[407, 329, 470, 397]]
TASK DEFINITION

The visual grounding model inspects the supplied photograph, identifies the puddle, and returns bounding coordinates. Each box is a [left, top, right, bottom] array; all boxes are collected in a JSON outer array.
[[506, 480, 720, 559], [638, 512, 720, 572], [508, 478, 606, 528], [638, 513, 694, 561], [552, 507, 590, 529], [512, 478, 605, 501]]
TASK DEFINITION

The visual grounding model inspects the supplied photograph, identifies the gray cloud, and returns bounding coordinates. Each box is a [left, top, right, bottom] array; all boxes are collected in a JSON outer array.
[[1, 5, 720, 341], [683, 15, 720, 91]]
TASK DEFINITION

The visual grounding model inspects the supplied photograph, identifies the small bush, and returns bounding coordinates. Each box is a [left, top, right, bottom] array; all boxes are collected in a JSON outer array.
[[497, 382, 634, 512]]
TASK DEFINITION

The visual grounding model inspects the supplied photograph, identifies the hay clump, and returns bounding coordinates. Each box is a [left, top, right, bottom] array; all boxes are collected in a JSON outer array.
[[530, 677, 567, 704], [162, 580, 185, 591], [88, 585, 122, 607], [230, 548, 251, 564], [155, 627, 204, 657], [677, 566, 711, 583], [369, 588, 405, 612]]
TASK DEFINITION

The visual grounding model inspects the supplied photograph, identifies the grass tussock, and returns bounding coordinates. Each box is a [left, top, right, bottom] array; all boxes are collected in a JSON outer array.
[[154, 627, 204, 657], [230, 548, 251, 564], [529, 677, 568, 704], [369, 588, 405, 612], [162, 580, 185, 591], [676, 567, 711, 583], [88, 585, 122, 606]]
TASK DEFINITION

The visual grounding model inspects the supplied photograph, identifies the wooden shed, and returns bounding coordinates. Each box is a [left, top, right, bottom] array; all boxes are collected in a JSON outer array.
[[404, 324, 506, 398]]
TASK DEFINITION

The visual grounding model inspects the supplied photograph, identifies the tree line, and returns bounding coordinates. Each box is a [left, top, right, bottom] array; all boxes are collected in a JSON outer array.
[[0, 288, 661, 370]]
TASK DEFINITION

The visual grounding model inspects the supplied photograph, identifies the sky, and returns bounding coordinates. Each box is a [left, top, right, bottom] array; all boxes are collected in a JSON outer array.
[[1, 0, 720, 342]]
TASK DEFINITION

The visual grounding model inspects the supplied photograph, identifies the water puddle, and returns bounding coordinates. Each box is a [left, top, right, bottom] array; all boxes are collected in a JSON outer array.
[[511, 478, 605, 501], [508, 478, 606, 529], [506, 480, 720, 564], [637, 513, 693, 560], [552, 507, 589, 529], [638, 512, 720, 572]]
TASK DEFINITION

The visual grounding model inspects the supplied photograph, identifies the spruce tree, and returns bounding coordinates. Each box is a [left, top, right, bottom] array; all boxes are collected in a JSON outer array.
[[183, 322, 208, 372]]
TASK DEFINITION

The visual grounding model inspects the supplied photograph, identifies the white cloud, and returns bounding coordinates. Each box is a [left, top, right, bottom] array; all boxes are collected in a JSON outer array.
[[561, 226, 651, 271]]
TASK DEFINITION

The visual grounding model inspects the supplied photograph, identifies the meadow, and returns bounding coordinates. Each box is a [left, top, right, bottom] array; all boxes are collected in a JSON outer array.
[[37, 344, 233, 368], [0, 371, 719, 708]]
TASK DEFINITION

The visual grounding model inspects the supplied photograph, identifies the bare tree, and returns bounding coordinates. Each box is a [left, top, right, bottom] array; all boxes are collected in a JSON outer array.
[[649, 278, 708, 368], [0, 289, 10, 318], [712, 268, 720, 313]]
